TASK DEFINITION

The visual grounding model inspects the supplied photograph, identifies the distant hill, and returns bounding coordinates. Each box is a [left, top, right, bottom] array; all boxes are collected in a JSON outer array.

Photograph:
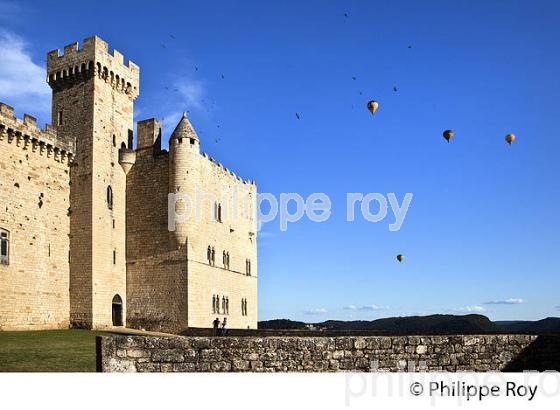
[[259, 315, 560, 334], [495, 318, 560, 333], [259, 319, 307, 330], [317, 314, 500, 333]]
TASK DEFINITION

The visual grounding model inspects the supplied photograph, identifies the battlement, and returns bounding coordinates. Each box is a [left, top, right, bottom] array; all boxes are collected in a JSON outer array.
[[201, 152, 256, 187], [47, 36, 139, 100], [0, 102, 74, 165]]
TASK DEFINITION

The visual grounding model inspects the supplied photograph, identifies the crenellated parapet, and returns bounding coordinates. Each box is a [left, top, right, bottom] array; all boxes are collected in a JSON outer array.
[[0, 102, 74, 165], [47, 36, 139, 100], [201, 152, 257, 188]]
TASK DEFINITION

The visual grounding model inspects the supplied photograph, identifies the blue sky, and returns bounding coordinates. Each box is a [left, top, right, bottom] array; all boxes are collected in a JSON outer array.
[[1, 0, 559, 322]]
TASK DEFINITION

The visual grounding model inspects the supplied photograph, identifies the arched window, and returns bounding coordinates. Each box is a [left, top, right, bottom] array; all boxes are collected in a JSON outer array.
[[0, 229, 9, 265], [211, 247, 215, 266], [246, 259, 251, 276], [222, 296, 226, 314], [217, 204, 222, 222], [107, 186, 113, 210], [212, 295, 216, 313], [223, 250, 227, 268], [226, 252, 230, 270], [207, 246, 212, 265], [121, 142, 126, 150]]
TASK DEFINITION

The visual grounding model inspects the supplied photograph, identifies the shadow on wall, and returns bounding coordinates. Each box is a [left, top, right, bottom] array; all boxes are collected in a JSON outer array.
[[504, 336, 560, 372]]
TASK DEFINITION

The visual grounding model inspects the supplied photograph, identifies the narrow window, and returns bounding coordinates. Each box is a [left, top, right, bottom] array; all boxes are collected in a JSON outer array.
[[212, 295, 216, 313], [207, 246, 212, 265], [128, 130, 133, 149], [226, 297, 229, 315], [107, 186, 113, 210], [57, 111, 63, 126], [222, 296, 226, 314], [223, 251, 227, 267], [211, 247, 215, 266], [112, 135, 116, 147], [0, 229, 9, 265], [113, 249, 116, 265], [213, 202, 218, 221], [245, 299, 248, 316], [216, 295, 220, 314], [226, 252, 230, 270], [217, 204, 222, 222], [246, 259, 251, 276]]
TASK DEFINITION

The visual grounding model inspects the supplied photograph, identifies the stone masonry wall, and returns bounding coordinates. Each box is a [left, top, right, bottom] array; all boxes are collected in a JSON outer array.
[[0, 104, 73, 330], [98, 335, 540, 372], [126, 137, 188, 333]]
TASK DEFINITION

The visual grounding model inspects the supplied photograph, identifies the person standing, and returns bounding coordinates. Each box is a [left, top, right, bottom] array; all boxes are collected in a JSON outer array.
[[221, 317, 228, 336], [212, 317, 220, 336]]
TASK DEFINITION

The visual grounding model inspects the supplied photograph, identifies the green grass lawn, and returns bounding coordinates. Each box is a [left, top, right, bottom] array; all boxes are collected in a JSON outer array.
[[0, 329, 122, 372]]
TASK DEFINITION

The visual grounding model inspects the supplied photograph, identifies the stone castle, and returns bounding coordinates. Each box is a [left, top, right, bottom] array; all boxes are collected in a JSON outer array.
[[0, 36, 258, 333]]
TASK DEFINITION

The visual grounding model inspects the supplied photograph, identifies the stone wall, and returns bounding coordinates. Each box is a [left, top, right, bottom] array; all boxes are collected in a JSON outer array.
[[0, 104, 73, 330], [97, 334, 547, 372], [126, 131, 188, 333]]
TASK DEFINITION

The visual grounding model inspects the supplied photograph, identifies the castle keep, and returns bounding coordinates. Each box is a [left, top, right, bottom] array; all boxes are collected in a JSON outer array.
[[0, 36, 258, 332]]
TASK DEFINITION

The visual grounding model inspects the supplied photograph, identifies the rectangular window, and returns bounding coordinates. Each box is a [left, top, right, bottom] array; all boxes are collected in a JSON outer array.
[[57, 111, 63, 126], [1, 230, 9, 265], [113, 250, 116, 265], [128, 129, 134, 149]]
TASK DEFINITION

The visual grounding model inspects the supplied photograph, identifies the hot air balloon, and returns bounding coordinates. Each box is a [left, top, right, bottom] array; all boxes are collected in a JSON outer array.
[[396, 254, 404, 263], [443, 130, 454, 143], [367, 100, 379, 115], [505, 133, 516, 145]]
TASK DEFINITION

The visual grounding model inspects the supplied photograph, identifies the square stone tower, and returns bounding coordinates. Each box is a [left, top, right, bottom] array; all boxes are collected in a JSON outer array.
[[47, 36, 139, 329]]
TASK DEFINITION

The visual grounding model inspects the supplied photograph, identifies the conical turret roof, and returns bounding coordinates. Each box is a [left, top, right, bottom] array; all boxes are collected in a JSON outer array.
[[170, 112, 199, 141]]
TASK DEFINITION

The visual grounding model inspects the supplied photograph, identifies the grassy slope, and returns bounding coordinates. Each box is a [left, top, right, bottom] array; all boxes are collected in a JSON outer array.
[[0, 329, 120, 372]]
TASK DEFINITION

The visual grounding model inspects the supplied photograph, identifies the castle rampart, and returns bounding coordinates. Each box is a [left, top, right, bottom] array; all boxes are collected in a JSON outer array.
[[0, 103, 74, 160], [0, 104, 72, 330]]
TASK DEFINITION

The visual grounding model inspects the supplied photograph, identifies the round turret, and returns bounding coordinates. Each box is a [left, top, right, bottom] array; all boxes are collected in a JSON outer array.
[[169, 112, 201, 249]]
